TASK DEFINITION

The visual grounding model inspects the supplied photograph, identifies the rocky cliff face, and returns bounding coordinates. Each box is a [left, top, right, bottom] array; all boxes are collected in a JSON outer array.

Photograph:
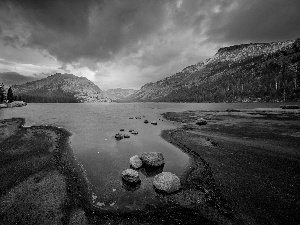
[[12, 73, 104, 103], [127, 38, 300, 102]]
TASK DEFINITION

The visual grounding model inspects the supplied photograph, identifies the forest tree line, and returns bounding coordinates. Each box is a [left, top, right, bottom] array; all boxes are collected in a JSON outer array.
[[0, 84, 80, 103], [160, 51, 300, 103], [0, 83, 14, 103]]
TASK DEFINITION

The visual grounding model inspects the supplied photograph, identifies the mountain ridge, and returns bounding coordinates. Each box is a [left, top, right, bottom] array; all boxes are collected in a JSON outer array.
[[126, 38, 300, 102], [12, 73, 104, 103]]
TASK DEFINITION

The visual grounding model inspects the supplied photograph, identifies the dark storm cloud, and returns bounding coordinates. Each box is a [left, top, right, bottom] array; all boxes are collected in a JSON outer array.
[[0, 0, 299, 77], [206, 0, 300, 43], [0, 0, 173, 63], [0, 72, 38, 86]]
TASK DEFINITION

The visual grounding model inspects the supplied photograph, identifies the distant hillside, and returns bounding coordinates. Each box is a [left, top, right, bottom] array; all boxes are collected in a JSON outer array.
[[0, 72, 39, 86], [12, 73, 104, 103], [126, 38, 300, 102], [103, 88, 137, 100]]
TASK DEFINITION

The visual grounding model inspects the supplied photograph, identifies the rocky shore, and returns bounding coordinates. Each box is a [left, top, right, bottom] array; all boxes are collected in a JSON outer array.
[[0, 118, 90, 224], [2, 107, 299, 224], [0, 101, 27, 108], [0, 117, 246, 224], [161, 108, 300, 225]]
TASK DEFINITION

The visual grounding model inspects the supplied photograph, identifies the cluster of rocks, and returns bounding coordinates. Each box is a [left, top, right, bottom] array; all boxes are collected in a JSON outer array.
[[129, 115, 158, 125], [144, 119, 157, 125], [121, 152, 181, 194], [115, 129, 139, 140], [115, 116, 160, 140]]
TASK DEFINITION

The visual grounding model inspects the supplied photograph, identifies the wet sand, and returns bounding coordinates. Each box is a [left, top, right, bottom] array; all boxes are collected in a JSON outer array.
[[162, 108, 300, 225]]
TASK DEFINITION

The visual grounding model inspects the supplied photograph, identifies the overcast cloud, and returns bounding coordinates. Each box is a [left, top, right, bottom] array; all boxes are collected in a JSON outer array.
[[0, 0, 299, 89]]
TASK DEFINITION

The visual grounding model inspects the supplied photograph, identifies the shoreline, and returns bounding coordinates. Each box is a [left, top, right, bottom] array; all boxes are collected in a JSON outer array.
[[161, 109, 300, 225], [3, 107, 299, 224], [0, 117, 245, 224], [0, 118, 90, 224]]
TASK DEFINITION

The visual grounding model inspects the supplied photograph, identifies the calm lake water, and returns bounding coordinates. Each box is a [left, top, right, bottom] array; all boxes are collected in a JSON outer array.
[[0, 102, 286, 211]]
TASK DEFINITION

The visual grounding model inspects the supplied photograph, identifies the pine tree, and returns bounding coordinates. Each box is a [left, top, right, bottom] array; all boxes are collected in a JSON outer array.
[[0, 83, 5, 103], [7, 87, 14, 103]]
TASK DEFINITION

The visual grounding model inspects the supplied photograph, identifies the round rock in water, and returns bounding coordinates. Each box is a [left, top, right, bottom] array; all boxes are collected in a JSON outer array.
[[140, 152, 164, 167], [153, 172, 181, 193], [122, 169, 140, 183], [130, 155, 142, 169]]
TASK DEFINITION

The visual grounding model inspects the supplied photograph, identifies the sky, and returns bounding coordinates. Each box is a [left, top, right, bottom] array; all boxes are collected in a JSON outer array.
[[0, 0, 299, 89]]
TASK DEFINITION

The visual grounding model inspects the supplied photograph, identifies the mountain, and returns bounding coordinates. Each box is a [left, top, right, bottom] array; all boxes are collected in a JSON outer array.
[[103, 88, 137, 100], [127, 38, 300, 102], [12, 73, 104, 103]]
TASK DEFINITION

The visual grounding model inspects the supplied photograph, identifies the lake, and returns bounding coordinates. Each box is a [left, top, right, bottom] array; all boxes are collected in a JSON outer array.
[[0, 102, 286, 212]]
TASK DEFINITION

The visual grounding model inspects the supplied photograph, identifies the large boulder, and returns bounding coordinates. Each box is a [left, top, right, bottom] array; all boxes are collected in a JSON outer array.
[[121, 169, 140, 183], [140, 152, 164, 167], [153, 172, 181, 193], [130, 155, 142, 169]]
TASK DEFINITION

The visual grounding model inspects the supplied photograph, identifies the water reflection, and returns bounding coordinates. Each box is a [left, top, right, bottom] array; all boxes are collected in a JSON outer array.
[[122, 179, 141, 192], [139, 165, 164, 177]]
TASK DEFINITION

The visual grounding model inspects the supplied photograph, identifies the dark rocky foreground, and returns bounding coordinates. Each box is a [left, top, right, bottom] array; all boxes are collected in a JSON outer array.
[[0, 118, 90, 224], [162, 108, 300, 225], [0, 117, 247, 224]]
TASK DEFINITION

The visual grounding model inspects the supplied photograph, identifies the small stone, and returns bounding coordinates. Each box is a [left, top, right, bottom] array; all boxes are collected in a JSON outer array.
[[211, 140, 218, 146], [140, 152, 164, 167], [130, 155, 142, 169], [153, 172, 181, 193], [122, 169, 140, 183], [115, 133, 123, 140], [196, 118, 207, 126]]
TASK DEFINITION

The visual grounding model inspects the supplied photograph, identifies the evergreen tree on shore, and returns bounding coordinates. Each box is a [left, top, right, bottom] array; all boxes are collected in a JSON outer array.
[[0, 83, 5, 103], [7, 87, 14, 103]]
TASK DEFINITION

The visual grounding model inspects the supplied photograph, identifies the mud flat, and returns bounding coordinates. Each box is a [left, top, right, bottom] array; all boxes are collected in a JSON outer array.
[[162, 108, 300, 225]]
